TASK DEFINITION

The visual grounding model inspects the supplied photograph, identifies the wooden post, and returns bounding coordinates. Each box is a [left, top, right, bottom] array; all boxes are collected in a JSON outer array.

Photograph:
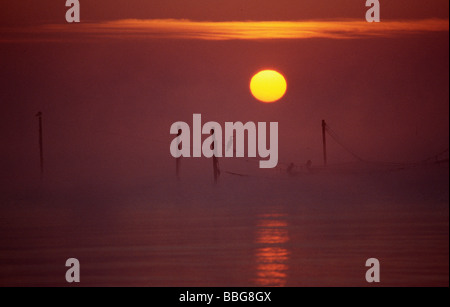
[[176, 128, 182, 179], [36, 112, 44, 180], [211, 129, 220, 184], [322, 120, 327, 167]]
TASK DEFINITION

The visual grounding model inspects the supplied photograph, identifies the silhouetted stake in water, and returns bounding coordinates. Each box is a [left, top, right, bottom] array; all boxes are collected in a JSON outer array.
[[211, 129, 220, 184], [36, 112, 44, 180], [176, 128, 182, 179], [322, 120, 328, 167]]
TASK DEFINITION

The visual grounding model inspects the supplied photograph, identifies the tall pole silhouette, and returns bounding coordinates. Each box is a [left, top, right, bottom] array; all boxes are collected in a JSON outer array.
[[176, 128, 182, 180], [322, 120, 327, 167], [211, 129, 220, 184], [36, 112, 44, 180]]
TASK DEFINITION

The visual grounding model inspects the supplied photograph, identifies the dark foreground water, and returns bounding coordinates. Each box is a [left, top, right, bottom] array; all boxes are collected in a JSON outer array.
[[0, 165, 448, 287]]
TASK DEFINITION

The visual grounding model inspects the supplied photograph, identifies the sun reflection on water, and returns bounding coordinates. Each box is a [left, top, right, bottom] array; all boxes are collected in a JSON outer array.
[[255, 213, 290, 287]]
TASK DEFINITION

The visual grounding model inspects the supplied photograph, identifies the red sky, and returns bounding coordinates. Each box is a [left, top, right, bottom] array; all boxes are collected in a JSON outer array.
[[0, 1, 448, 189], [1, 0, 449, 25]]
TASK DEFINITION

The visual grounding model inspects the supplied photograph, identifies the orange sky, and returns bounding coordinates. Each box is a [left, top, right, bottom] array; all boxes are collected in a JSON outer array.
[[0, 1, 448, 187], [2, 19, 449, 43], [1, 0, 449, 26]]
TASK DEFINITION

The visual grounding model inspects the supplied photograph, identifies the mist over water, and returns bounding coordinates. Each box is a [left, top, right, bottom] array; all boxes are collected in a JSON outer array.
[[0, 163, 448, 286]]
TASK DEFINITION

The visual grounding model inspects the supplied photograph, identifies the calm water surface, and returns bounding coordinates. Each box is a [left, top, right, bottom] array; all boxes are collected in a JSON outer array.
[[0, 167, 448, 287]]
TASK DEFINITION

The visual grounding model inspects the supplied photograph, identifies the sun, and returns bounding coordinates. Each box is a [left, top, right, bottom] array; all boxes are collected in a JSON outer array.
[[250, 70, 287, 103]]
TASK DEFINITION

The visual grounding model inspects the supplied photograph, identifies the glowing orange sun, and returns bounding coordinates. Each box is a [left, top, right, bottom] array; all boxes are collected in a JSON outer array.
[[250, 70, 287, 103]]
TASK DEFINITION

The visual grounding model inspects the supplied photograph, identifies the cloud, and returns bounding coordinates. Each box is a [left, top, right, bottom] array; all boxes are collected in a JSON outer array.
[[1, 18, 449, 42]]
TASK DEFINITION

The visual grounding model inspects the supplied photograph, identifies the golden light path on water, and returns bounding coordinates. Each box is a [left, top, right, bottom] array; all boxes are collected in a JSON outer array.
[[255, 212, 290, 287]]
